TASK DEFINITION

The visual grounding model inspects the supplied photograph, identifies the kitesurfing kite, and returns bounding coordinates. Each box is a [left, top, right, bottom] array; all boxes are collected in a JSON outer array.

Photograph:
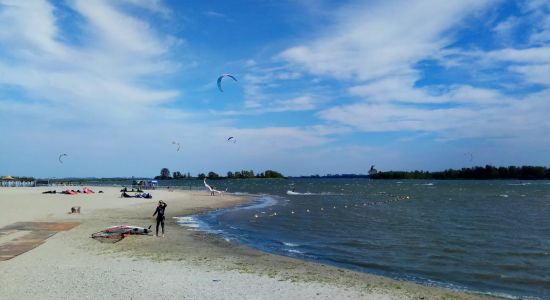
[[172, 141, 181, 152], [58, 153, 68, 164], [368, 165, 378, 175], [217, 73, 237, 92], [204, 178, 224, 195], [227, 136, 236, 143], [91, 225, 152, 243]]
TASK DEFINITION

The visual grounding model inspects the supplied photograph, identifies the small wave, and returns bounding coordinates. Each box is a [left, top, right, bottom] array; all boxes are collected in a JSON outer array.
[[175, 216, 200, 228], [498, 194, 509, 198], [233, 196, 277, 210], [286, 191, 343, 196], [282, 242, 299, 247], [285, 249, 304, 254], [232, 192, 251, 195]]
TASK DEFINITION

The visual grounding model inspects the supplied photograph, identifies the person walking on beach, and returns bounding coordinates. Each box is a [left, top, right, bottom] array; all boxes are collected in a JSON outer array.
[[153, 200, 167, 237]]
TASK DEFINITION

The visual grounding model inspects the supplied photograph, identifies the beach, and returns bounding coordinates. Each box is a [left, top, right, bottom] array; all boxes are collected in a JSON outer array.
[[0, 187, 499, 300]]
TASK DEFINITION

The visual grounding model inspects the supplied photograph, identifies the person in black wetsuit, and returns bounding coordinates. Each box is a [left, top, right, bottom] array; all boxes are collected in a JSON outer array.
[[153, 200, 167, 237]]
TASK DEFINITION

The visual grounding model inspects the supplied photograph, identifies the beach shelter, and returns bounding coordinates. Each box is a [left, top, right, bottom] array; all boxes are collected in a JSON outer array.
[[2, 175, 15, 181]]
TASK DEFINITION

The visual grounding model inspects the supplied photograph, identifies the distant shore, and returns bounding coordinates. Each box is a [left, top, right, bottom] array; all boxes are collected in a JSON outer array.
[[0, 187, 500, 299]]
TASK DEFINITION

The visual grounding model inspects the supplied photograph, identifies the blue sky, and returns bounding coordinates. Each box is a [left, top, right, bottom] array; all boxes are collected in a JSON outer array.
[[1, 0, 550, 178]]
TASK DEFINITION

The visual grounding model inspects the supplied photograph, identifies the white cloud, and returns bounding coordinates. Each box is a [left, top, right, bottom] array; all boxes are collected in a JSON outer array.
[[277, 0, 550, 150], [318, 89, 550, 144], [279, 0, 494, 81], [213, 95, 317, 116], [487, 47, 550, 63], [0, 0, 62, 55], [204, 11, 226, 18], [120, 0, 171, 16], [510, 64, 550, 85], [349, 77, 512, 105], [0, 0, 181, 125], [73, 0, 173, 57]]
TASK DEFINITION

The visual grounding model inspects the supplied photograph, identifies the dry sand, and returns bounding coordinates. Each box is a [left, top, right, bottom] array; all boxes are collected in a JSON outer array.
[[0, 186, 501, 299]]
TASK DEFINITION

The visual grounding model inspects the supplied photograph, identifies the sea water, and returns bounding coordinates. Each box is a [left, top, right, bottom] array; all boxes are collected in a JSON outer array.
[[173, 179, 550, 299]]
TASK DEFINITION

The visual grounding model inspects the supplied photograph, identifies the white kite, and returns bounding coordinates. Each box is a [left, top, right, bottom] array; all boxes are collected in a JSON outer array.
[[203, 178, 224, 195]]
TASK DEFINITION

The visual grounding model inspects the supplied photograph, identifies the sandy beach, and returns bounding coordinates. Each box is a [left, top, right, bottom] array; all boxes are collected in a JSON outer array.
[[0, 187, 500, 300]]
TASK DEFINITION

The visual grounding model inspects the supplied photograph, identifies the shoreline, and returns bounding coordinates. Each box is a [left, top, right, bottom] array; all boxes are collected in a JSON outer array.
[[167, 193, 507, 300], [0, 187, 501, 299], [172, 194, 508, 299]]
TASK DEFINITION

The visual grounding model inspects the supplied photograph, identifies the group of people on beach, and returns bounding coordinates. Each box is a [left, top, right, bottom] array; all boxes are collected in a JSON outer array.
[[42, 187, 102, 194]]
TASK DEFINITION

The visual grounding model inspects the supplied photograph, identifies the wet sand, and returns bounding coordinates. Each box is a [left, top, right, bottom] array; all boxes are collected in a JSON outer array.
[[0, 187, 500, 299]]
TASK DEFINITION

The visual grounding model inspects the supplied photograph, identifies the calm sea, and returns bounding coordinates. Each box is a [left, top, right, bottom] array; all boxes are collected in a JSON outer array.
[[171, 179, 549, 299]]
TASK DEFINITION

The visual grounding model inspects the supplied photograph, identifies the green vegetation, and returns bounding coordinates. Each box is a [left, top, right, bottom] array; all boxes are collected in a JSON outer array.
[[370, 165, 550, 180], [154, 168, 285, 180], [225, 169, 285, 179]]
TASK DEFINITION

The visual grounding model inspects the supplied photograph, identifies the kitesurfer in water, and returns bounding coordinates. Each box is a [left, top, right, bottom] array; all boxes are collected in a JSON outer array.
[[153, 200, 167, 237]]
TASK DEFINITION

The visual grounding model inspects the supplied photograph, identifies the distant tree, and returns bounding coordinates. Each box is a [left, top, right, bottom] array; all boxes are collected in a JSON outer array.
[[227, 171, 234, 179], [155, 168, 172, 180], [264, 170, 284, 178], [207, 171, 220, 179], [173, 171, 183, 179], [369, 165, 550, 180], [187, 172, 192, 178], [197, 173, 206, 180]]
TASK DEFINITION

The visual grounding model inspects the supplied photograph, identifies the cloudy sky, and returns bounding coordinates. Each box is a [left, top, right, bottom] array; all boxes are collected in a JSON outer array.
[[1, 0, 549, 178]]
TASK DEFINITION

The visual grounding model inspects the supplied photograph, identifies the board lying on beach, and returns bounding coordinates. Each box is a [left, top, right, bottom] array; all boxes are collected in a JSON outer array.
[[91, 225, 151, 243], [0, 222, 80, 261]]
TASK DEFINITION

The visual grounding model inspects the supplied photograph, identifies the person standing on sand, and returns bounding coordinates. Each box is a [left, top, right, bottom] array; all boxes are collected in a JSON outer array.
[[153, 200, 167, 237]]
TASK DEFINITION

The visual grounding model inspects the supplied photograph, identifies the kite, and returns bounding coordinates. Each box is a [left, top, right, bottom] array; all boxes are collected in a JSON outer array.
[[368, 165, 378, 175], [58, 153, 68, 164], [217, 74, 237, 92], [203, 178, 223, 195], [172, 141, 181, 152], [227, 136, 236, 143]]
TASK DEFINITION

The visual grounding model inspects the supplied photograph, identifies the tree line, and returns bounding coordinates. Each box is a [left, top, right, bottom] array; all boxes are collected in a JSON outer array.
[[370, 165, 550, 180], [155, 168, 285, 180]]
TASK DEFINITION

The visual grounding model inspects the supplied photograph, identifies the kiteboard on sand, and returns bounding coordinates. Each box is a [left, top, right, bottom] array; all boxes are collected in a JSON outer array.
[[91, 225, 152, 243]]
